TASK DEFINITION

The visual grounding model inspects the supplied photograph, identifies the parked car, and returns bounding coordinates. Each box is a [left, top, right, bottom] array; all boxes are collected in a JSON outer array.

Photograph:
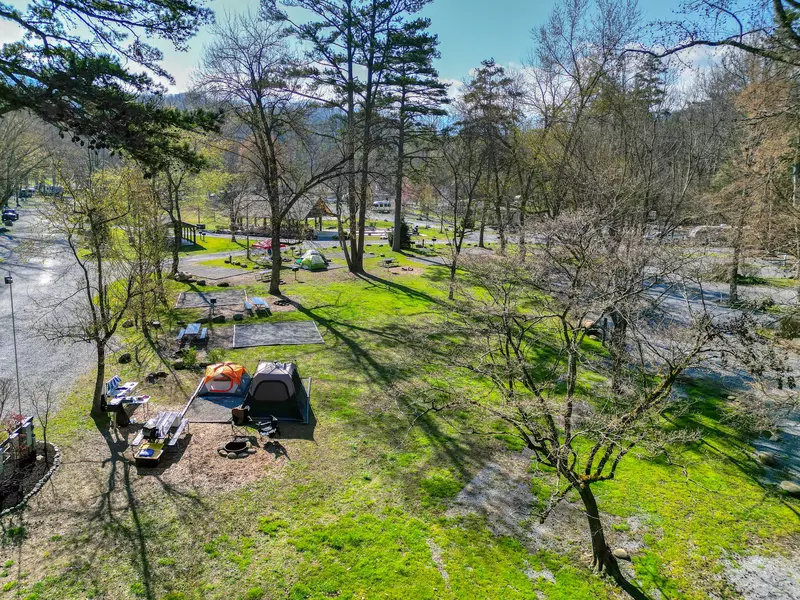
[[2, 208, 18, 221]]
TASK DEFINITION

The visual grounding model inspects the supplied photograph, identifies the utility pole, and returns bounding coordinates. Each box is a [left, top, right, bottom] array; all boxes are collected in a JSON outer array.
[[4, 273, 22, 415]]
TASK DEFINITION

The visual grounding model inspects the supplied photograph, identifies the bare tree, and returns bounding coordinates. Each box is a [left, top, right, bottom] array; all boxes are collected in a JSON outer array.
[[195, 12, 347, 295], [430, 125, 484, 299], [403, 211, 771, 599], [0, 378, 12, 423], [29, 384, 55, 467], [40, 157, 147, 414], [0, 112, 45, 207]]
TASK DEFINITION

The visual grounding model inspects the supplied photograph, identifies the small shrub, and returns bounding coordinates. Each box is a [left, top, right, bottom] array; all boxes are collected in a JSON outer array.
[[129, 582, 146, 597], [182, 346, 199, 368], [289, 584, 311, 600], [4, 526, 27, 543], [387, 221, 412, 249], [207, 348, 226, 363]]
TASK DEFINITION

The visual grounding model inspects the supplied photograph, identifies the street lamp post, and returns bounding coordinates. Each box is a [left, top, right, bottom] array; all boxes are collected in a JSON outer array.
[[4, 273, 22, 415]]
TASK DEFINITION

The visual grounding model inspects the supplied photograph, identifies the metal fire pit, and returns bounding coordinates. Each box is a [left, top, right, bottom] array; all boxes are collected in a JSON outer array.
[[224, 440, 248, 453], [217, 439, 254, 459]]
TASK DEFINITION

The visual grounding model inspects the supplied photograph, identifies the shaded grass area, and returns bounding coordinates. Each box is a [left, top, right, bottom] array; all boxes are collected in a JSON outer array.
[[1, 256, 799, 600], [595, 378, 800, 599]]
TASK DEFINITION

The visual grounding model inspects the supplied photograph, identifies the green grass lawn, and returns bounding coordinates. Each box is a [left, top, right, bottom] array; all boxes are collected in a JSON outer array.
[[2, 254, 798, 600], [179, 236, 249, 255]]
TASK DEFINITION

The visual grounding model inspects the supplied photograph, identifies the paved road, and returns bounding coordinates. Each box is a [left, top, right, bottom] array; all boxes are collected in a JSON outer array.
[[0, 201, 92, 416]]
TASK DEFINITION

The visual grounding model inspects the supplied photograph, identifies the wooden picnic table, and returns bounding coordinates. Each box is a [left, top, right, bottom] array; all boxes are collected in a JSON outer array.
[[185, 322, 201, 337]]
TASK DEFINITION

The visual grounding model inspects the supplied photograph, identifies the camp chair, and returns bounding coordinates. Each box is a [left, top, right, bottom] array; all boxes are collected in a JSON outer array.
[[257, 415, 281, 443]]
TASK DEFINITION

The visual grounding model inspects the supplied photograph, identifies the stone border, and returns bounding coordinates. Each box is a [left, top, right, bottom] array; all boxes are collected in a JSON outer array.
[[0, 442, 61, 518]]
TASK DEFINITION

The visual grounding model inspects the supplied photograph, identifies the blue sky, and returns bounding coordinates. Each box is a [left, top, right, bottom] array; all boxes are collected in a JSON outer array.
[[0, 0, 689, 92]]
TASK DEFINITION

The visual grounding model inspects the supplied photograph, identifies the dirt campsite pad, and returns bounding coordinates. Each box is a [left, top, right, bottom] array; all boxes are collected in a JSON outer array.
[[125, 422, 290, 491], [232, 321, 324, 348], [174, 289, 245, 309], [183, 394, 243, 423]]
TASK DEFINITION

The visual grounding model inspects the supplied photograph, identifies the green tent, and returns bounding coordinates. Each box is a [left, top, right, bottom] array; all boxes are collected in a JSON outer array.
[[299, 249, 327, 271]]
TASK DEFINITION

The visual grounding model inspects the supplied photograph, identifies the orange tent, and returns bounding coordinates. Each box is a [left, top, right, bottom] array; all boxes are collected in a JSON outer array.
[[199, 362, 250, 396]]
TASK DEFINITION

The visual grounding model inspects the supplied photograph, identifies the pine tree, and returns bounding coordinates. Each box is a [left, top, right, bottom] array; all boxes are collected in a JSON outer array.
[[0, 1, 220, 170], [266, 0, 432, 272], [461, 59, 522, 253], [383, 18, 449, 252]]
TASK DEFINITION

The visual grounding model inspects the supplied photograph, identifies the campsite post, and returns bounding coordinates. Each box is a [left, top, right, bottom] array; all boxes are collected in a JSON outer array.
[[4, 272, 22, 415]]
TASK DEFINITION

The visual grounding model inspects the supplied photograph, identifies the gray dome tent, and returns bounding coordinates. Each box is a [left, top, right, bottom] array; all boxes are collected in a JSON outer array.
[[240, 361, 310, 423]]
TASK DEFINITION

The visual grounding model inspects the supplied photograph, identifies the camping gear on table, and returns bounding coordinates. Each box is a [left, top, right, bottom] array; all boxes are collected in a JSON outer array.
[[232, 361, 311, 424], [102, 376, 148, 427], [132, 410, 189, 467], [297, 249, 327, 271], [198, 362, 250, 397], [103, 395, 150, 428], [105, 376, 137, 398]]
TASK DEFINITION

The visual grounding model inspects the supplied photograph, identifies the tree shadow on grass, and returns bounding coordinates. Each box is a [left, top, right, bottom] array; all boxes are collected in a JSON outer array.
[[290, 299, 482, 483], [663, 378, 800, 520], [42, 414, 208, 600], [353, 271, 443, 307]]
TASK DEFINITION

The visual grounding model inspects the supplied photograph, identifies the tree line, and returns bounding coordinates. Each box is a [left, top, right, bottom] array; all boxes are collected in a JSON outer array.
[[3, 1, 800, 598]]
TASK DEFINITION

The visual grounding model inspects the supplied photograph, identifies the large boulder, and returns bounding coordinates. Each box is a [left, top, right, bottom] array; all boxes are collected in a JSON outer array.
[[612, 548, 631, 561], [212, 315, 226, 324], [118, 352, 132, 364], [218, 282, 230, 288], [233, 314, 244, 321], [779, 481, 800, 497], [756, 451, 778, 466], [175, 271, 193, 282]]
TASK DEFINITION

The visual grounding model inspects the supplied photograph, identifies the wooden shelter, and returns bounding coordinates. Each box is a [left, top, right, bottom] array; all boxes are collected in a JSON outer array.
[[305, 198, 336, 231]]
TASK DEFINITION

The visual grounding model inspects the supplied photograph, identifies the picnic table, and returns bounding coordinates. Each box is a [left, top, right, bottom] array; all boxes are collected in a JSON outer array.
[[250, 297, 271, 314], [379, 258, 399, 268], [103, 376, 149, 427], [132, 410, 189, 466], [176, 322, 208, 344]]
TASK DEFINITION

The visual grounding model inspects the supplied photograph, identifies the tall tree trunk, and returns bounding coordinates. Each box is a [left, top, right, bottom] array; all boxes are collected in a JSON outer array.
[[393, 105, 406, 252], [519, 195, 527, 262], [92, 340, 106, 415], [729, 206, 746, 306], [792, 141, 800, 298], [609, 309, 628, 394], [269, 216, 282, 296], [577, 484, 648, 600], [448, 254, 459, 300], [479, 201, 487, 248]]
